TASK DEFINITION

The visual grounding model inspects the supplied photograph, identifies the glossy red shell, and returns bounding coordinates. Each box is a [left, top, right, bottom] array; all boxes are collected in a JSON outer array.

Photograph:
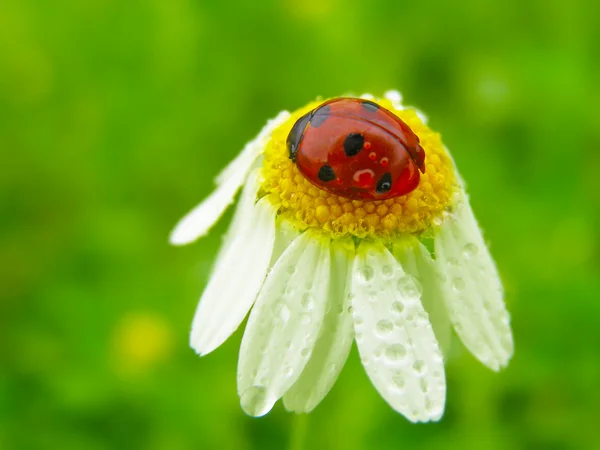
[[286, 98, 426, 200]]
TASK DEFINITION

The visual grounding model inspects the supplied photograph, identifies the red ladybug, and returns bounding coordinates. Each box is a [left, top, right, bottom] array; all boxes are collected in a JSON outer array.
[[287, 98, 426, 200]]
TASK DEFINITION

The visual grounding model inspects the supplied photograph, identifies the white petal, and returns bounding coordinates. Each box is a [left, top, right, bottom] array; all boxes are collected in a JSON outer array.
[[434, 189, 513, 370], [213, 169, 261, 268], [350, 241, 446, 423], [393, 237, 452, 356], [237, 232, 330, 417], [215, 110, 290, 185], [270, 219, 301, 267], [283, 238, 355, 413], [414, 109, 429, 124], [189, 196, 276, 356], [384, 90, 403, 109], [170, 110, 290, 245]]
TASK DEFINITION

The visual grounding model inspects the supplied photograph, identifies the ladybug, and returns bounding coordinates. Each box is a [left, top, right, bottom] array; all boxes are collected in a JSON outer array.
[[286, 98, 426, 200]]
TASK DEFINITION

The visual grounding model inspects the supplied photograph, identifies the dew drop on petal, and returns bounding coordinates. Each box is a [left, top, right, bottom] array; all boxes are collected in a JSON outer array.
[[240, 386, 273, 417], [452, 277, 466, 292], [396, 276, 420, 300], [425, 397, 435, 413], [272, 302, 290, 324], [359, 266, 375, 283], [376, 320, 394, 335], [300, 314, 311, 325], [301, 347, 310, 357], [413, 360, 426, 374], [416, 311, 429, 324], [301, 292, 314, 310], [384, 344, 407, 361], [391, 301, 405, 315], [382, 265, 394, 277], [463, 243, 478, 258], [392, 374, 405, 389]]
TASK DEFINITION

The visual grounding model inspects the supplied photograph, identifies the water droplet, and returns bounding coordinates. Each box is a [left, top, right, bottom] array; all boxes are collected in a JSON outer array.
[[376, 320, 394, 335], [382, 265, 394, 277], [415, 311, 429, 324], [301, 293, 313, 310], [272, 302, 290, 324], [240, 386, 273, 417], [391, 301, 404, 315], [354, 315, 364, 326], [301, 347, 310, 357], [448, 257, 459, 267], [300, 314, 311, 325], [463, 243, 478, 258], [287, 265, 296, 275], [419, 378, 428, 392], [452, 278, 466, 292], [413, 360, 425, 374], [327, 363, 337, 373], [425, 398, 435, 413], [392, 374, 405, 389], [384, 344, 407, 361], [284, 366, 294, 377], [396, 276, 420, 300], [358, 266, 375, 283]]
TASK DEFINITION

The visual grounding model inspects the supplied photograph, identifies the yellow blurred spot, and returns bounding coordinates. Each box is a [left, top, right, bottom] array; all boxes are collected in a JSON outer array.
[[260, 96, 456, 239], [285, 0, 338, 21], [111, 312, 173, 376]]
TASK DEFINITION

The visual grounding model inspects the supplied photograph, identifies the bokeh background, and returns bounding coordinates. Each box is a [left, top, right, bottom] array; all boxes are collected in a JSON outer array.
[[2, 0, 599, 448]]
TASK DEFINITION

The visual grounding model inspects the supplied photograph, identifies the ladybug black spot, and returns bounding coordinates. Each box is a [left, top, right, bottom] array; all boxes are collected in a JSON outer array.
[[376, 172, 392, 193], [362, 100, 380, 113], [343, 133, 364, 157], [310, 104, 331, 127], [318, 165, 336, 182], [287, 111, 312, 161]]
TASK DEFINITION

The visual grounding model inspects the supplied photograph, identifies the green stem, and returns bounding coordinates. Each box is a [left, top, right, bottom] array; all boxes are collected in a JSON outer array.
[[289, 413, 308, 450]]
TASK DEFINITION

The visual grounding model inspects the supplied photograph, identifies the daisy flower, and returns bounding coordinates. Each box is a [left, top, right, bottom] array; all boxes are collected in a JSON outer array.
[[170, 91, 514, 422]]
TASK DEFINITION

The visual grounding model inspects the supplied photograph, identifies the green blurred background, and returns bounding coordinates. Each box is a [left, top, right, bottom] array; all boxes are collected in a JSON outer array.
[[1, 0, 599, 448]]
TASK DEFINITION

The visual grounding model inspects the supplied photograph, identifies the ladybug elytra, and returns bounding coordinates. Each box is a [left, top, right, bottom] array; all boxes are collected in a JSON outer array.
[[286, 98, 426, 200]]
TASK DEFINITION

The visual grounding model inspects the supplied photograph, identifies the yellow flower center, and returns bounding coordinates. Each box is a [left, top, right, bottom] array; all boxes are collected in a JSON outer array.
[[260, 96, 455, 239]]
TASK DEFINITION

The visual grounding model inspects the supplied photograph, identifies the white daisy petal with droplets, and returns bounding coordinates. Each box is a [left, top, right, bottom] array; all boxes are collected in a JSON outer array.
[[237, 231, 331, 417], [189, 177, 276, 356], [283, 238, 355, 413], [170, 111, 289, 245], [350, 241, 446, 423], [393, 237, 452, 355], [434, 188, 513, 370]]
